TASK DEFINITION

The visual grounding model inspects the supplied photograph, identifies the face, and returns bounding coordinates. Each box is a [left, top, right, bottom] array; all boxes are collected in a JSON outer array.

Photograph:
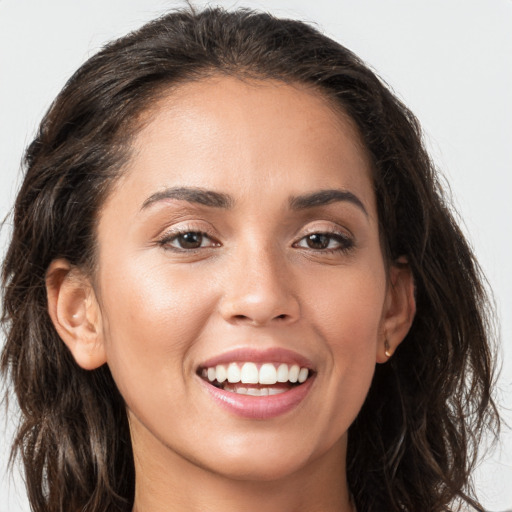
[[76, 76, 411, 482]]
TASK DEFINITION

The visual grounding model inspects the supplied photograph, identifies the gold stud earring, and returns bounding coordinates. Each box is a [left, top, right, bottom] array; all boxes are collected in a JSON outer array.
[[384, 339, 392, 358]]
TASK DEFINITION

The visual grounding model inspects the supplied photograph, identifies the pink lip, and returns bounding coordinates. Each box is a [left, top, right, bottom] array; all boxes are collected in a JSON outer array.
[[199, 374, 315, 419], [199, 347, 314, 370]]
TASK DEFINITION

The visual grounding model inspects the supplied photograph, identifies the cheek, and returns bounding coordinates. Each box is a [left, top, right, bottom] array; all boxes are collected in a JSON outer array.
[[96, 255, 217, 398], [301, 263, 386, 425], [305, 261, 386, 350]]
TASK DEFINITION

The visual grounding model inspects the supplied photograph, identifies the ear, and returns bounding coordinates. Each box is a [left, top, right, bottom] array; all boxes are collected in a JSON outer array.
[[46, 259, 106, 370], [376, 257, 416, 363]]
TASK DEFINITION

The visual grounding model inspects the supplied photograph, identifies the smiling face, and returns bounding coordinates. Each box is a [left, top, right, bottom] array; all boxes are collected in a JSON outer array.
[[47, 75, 414, 501]]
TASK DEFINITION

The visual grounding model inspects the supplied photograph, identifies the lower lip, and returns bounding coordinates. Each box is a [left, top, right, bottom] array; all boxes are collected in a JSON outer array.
[[199, 377, 315, 419]]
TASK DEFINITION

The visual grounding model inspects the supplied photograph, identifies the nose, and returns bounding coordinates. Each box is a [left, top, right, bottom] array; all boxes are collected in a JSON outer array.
[[218, 243, 300, 327]]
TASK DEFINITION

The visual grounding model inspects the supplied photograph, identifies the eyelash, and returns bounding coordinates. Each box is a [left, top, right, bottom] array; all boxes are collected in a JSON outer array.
[[292, 231, 354, 254], [157, 228, 219, 252], [157, 227, 354, 255]]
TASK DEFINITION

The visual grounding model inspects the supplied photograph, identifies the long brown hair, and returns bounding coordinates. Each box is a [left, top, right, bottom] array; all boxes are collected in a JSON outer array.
[[1, 7, 499, 511]]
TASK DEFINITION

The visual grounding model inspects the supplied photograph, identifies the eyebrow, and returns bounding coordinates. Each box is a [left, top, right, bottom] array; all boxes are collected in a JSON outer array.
[[141, 186, 367, 216], [289, 189, 368, 216], [141, 186, 234, 210]]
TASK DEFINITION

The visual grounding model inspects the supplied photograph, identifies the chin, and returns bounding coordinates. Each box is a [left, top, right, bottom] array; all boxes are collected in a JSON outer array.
[[194, 431, 343, 483], [208, 453, 313, 482]]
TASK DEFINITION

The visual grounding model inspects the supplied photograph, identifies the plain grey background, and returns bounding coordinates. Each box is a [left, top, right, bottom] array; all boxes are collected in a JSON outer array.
[[1, 1, 511, 510]]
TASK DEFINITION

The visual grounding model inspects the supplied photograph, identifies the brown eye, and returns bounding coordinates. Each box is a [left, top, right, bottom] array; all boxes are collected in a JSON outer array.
[[295, 232, 354, 252], [176, 232, 204, 249], [161, 231, 218, 251], [306, 234, 330, 249]]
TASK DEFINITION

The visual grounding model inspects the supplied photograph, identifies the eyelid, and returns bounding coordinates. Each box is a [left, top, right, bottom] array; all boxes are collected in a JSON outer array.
[[297, 221, 354, 239], [292, 223, 355, 252], [156, 222, 221, 248], [154, 220, 355, 252]]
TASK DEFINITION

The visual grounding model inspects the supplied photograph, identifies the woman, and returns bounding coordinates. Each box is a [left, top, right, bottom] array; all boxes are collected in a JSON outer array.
[[1, 7, 499, 512]]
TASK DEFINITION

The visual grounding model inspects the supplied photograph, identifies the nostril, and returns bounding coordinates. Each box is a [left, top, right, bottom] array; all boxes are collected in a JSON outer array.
[[230, 313, 289, 325]]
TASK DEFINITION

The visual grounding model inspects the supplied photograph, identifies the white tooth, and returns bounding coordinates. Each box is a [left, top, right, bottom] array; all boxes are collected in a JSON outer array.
[[298, 368, 309, 383], [247, 388, 260, 396], [240, 362, 259, 384], [259, 363, 277, 385], [276, 363, 289, 382], [201, 368, 208, 378], [236, 387, 248, 395], [227, 362, 241, 383], [268, 387, 287, 395], [259, 387, 269, 396], [215, 364, 227, 383], [207, 367, 216, 382], [288, 364, 300, 383]]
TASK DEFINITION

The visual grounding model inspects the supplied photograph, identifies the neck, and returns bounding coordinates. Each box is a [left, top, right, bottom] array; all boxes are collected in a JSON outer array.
[[130, 421, 354, 512]]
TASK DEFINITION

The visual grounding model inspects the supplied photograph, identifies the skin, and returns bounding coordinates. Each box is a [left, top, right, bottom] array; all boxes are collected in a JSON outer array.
[[47, 76, 415, 512]]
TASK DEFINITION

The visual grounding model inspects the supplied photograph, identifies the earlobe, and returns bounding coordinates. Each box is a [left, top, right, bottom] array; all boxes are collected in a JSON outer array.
[[377, 258, 416, 363], [46, 259, 106, 370]]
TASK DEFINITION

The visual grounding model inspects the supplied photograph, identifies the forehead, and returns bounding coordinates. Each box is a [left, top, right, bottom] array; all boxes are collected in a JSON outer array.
[[108, 75, 375, 214]]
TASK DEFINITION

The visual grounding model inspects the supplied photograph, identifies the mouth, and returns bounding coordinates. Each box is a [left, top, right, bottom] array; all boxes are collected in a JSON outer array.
[[196, 348, 316, 419], [197, 361, 314, 396]]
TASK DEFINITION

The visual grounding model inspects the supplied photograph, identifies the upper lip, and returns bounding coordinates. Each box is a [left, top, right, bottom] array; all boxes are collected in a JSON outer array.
[[198, 347, 315, 371]]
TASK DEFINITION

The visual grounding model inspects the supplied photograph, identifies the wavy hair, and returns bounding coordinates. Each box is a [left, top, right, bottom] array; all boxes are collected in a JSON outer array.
[[1, 7, 499, 512]]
